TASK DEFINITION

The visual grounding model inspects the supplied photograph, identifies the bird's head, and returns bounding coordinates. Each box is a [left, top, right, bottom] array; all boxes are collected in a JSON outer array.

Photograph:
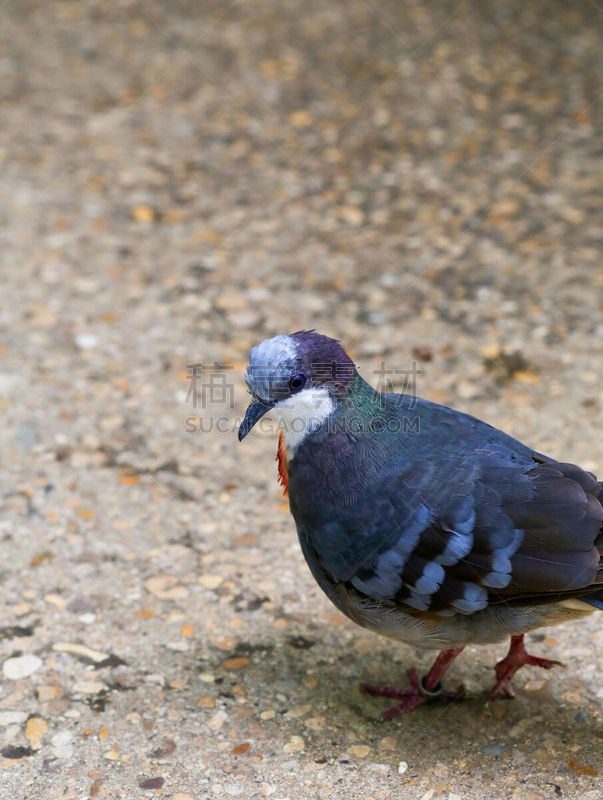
[[238, 331, 357, 443]]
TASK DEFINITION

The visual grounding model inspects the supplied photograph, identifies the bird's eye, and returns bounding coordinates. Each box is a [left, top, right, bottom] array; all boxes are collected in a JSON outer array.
[[289, 372, 306, 392]]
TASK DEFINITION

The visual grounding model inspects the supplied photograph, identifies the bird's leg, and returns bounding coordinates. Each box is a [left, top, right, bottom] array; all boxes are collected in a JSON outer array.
[[489, 634, 563, 700], [362, 645, 465, 720]]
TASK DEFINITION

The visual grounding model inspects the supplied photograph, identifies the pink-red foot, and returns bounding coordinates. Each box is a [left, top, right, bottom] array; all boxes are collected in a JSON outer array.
[[489, 634, 563, 700], [362, 667, 465, 720]]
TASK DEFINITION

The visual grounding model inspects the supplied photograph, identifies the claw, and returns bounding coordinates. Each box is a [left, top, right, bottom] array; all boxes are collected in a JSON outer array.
[[489, 634, 563, 700], [361, 646, 466, 719], [361, 680, 417, 700], [380, 692, 425, 720]]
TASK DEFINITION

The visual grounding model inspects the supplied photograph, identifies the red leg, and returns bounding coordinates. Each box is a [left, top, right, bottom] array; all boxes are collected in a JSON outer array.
[[362, 646, 465, 720], [489, 634, 563, 700]]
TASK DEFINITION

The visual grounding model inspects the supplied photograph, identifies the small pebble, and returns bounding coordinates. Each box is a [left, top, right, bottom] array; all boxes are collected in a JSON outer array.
[[145, 575, 188, 599], [45, 594, 67, 609], [25, 717, 48, 749], [52, 642, 109, 662], [509, 718, 532, 738], [0, 711, 27, 726], [223, 657, 249, 670], [75, 332, 99, 350], [3, 654, 42, 680], [481, 743, 505, 756], [199, 574, 223, 589], [283, 735, 305, 753], [139, 777, 165, 790], [349, 745, 370, 758], [167, 640, 190, 652], [73, 681, 106, 694], [398, 761, 408, 775], [0, 744, 33, 760], [285, 704, 312, 718], [223, 782, 243, 796], [51, 730, 73, 747], [208, 710, 228, 730], [289, 109, 313, 127], [52, 730, 74, 759], [0, 372, 21, 395], [379, 736, 396, 751], [130, 205, 155, 223]]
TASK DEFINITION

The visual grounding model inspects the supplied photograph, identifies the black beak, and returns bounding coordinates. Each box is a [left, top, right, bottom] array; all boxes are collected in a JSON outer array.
[[238, 400, 273, 441]]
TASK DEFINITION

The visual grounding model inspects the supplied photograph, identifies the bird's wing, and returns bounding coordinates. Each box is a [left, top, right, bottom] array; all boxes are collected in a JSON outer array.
[[312, 450, 603, 615]]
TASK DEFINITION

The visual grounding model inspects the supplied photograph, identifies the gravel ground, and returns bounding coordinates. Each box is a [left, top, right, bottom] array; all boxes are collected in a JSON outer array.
[[1, 1, 602, 798]]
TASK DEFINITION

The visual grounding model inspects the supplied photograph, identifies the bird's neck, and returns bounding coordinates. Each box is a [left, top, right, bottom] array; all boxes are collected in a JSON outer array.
[[275, 385, 338, 455], [285, 376, 400, 509], [276, 375, 381, 454]]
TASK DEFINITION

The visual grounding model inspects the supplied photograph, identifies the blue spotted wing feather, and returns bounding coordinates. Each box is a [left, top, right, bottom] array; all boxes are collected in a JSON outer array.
[[301, 451, 603, 616]]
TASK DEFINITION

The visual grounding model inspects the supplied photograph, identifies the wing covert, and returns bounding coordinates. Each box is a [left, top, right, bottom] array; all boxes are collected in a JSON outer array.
[[304, 450, 603, 616]]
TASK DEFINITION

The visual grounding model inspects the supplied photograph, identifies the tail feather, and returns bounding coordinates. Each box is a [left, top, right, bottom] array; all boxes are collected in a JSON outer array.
[[582, 588, 603, 610]]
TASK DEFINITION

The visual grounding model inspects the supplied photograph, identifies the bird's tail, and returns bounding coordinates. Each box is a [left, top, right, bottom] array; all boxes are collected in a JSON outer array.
[[584, 480, 603, 609], [582, 589, 603, 610]]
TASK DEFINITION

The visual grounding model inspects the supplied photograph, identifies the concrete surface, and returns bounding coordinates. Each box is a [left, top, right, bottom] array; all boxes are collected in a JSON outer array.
[[0, 1, 602, 798]]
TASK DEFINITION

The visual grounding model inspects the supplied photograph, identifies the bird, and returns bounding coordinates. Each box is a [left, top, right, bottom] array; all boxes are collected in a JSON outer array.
[[238, 330, 602, 719]]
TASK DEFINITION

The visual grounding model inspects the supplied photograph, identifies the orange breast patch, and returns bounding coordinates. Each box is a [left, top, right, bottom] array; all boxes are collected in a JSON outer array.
[[276, 430, 289, 496]]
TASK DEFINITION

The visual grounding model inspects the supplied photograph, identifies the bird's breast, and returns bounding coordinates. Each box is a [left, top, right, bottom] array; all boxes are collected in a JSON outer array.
[[276, 430, 288, 496]]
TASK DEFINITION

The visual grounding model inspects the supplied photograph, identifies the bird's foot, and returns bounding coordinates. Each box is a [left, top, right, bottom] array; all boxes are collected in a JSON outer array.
[[488, 634, 563, 700], [362, 667, 465, 720]]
